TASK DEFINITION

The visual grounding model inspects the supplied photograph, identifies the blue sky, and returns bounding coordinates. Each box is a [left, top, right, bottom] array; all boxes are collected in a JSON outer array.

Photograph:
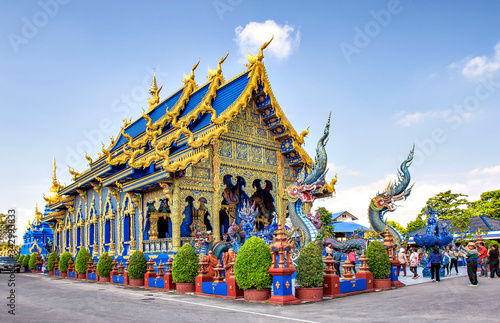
[[2, 0, 500, 236]]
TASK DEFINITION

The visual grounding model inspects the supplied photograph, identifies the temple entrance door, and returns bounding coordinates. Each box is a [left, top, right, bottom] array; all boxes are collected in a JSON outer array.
[[157, 216, 170, 239]]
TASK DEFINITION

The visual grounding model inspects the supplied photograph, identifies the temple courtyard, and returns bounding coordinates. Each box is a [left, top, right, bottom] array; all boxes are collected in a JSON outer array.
[[1, 272, 498, 322]]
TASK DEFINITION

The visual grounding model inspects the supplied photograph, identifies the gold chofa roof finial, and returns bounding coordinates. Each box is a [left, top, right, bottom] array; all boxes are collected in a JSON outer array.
[[148, 70, 163, 111], [208, 51, 229, 80], [184, 59, 200, 84], [246, 35, 274, 68]]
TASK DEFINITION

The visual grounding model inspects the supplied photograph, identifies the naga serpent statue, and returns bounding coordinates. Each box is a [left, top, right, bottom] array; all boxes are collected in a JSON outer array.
[[368, 147, 415, 246], [286, 114, 331, 245]]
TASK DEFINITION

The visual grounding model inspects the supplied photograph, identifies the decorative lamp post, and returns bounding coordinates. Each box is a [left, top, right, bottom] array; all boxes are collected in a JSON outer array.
[[382, 225, 404, 287], [267, 216, 301, 305]]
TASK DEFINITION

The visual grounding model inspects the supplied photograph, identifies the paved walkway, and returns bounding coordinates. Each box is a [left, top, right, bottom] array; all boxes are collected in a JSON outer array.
[[397, 265, 468, 286]]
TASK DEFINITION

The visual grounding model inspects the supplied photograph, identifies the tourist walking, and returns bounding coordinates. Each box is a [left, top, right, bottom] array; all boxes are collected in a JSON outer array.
[[409, 247, 420, 279], [462, 242, 479, 286], [332, 249, 342, 277], [458, 244, 467, 266], [449, 246, 460, 275], [443, 246, 451, 276], [488, 244, 500, 278], [397, 248, 407, 277], [478, 242, 488, 277], [348, 249, 357, 274], [429, 247, 443, 282]]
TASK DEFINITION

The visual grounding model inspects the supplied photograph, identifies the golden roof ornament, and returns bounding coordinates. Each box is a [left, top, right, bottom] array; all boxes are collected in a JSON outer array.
[[208, 51, 229, 81], [33, 203, 43, 226], [183, 59, 200, 85], [246, 35, 274, 68], [43, 158, 63, 205], [147, 71, 163, 111]]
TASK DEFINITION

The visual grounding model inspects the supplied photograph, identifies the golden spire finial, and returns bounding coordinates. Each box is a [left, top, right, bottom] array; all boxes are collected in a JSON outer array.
[[184, 59, 200, 84], [148, 69, 163, 111], [149, 70, 158, 94], [52, 157, 57, 185], [208, 51, 229, 80]]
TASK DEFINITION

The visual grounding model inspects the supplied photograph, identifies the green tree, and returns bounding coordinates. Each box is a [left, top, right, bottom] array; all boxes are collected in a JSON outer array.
[[0, 213, 9, 242], [406, 215, 426, 233], [316, 207, 335, 238], [387, 220, 407, 236], [468, 189, 500, 220]]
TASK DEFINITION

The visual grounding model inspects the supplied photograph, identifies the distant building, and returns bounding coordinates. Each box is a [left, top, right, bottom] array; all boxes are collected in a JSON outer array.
[[331, 211, 370, 240]]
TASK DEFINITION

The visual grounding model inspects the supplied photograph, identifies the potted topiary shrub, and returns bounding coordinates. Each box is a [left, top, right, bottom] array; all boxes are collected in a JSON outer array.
[[23, 255, 30, 272], [59, 252, 72, 278], [18, 255, 25, 272], [366, 241, 391, 290], [97, 252, 113, 283], [295, 242, 324, 301], [29, 253, 37, 272], [172, 244, 199, 293], [47, 252, 59, 275], [75, 248, 91, 279], [234, 236, 273, 302], [128, 250, 147, 286]]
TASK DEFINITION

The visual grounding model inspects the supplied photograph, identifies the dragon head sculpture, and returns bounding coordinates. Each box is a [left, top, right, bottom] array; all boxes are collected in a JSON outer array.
[[286, 114, 331, 204]]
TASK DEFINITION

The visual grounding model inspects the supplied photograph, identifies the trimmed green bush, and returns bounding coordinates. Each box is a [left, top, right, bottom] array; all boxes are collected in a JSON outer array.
[[59, 252, 72, 273], [97, 252, 113, 277], [75, 248, 91, 274], [296, 242, 324, 288], [19, 255, 25, 268], [234, 236, 272, 290], [366, 241, 391, 279], [128, 250, 147, 279], [47, 252, 59, 271], [29, 253, 37, 270], [172, 244, 199, 283], [22, 255, 30, 270]]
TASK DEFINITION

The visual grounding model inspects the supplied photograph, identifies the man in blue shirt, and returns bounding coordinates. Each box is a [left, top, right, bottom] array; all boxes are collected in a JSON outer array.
[[332, 250, 342, 277], [428, 247, 443, 282]]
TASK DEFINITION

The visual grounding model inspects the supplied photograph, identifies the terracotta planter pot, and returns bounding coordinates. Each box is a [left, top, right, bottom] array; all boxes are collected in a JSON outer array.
[[373, 278, 391, 290], [99, 276, 110, 283], [295, 287, 323, 302], [175, 282, 195, 293], [48, 271, 54, 276], [243, 288, 271, 302], [129, 278, 144, 287], [77, 273, 86, 279], [61, 272, 67, 277]]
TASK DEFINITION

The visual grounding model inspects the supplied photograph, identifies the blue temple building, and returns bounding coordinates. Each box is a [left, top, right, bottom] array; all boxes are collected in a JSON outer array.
[[39, 48, 335, 262], [20, 204, 53, 256]]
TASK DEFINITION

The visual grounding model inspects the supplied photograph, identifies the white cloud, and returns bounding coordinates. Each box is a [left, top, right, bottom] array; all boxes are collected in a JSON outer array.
[[468, 164, 500, 177], [449, 41, 500, 79], [234, 20, 300, 62], [395, 110, 448, 127]]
